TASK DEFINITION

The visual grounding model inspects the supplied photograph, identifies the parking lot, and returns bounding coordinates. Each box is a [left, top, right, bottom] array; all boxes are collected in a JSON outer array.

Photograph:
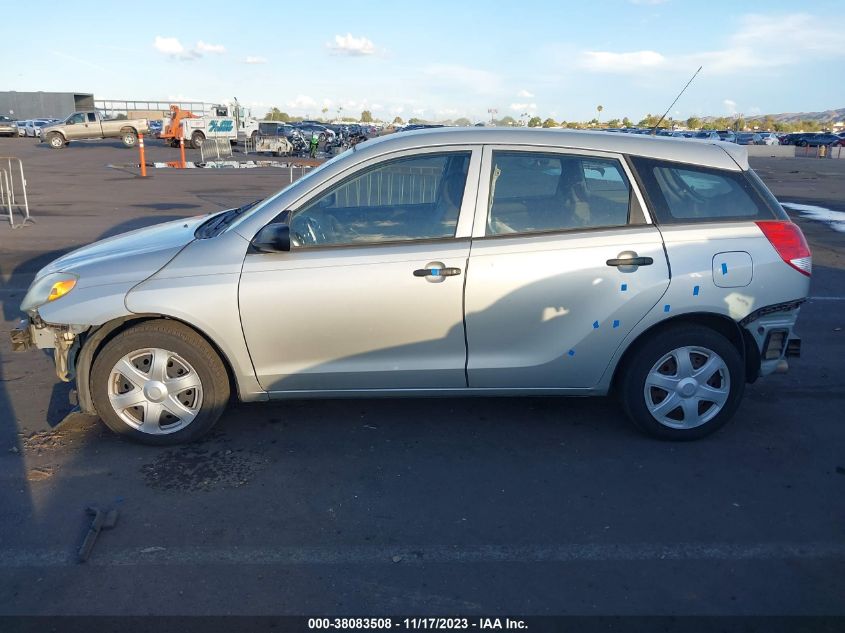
[[0, 137, 843, 616]]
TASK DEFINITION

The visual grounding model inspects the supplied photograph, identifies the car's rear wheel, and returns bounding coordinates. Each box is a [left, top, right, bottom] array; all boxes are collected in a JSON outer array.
[[191, 131, 205, 149], [619, 325, 744, 440], [121, 130, 138, 147], [91, 320, 230, 445]]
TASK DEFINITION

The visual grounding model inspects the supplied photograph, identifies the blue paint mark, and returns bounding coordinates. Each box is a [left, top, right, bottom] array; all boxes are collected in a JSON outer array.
[[593, 320, 600, 329], [693, 285, 700, 296], [613, 319, 620, 328], [567, 349, 575, 357], [664, 304, 671, 313], [431, 268, 441, 276], [721, 262, 728, 275], [620, 283, 627, 292]]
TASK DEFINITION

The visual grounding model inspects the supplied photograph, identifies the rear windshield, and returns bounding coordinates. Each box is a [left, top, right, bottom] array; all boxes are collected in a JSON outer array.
[[630, 156, 787, 223]]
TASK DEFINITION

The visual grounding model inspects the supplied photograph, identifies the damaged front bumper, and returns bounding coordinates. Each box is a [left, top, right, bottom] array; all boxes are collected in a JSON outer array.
[[10, 317, 87, 382]]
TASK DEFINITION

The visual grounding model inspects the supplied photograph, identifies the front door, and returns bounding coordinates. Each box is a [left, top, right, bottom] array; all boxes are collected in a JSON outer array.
[[465, 146, 670, 389], [239, 147, 481, 393]]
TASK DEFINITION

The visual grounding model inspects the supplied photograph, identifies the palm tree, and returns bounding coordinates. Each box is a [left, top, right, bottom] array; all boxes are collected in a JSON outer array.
[[321, 107, 328, 122], [597, 105, 603, 125]]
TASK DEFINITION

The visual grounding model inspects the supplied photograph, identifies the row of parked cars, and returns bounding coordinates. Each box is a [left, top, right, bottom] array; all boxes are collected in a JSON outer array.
[[604, 127, 845, 147], [0, 116, 62, 138]]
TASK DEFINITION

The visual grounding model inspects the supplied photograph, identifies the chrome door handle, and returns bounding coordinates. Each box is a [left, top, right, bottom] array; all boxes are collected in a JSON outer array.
[[606, 256, 653, 267], [413, 267, 461, 277]]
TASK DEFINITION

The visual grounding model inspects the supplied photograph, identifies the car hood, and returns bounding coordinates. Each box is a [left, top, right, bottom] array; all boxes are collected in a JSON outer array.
[[38, 216, 208, 288]]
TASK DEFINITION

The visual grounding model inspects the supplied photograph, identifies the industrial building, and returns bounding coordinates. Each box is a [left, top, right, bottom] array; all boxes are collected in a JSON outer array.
[[0, 91, 95, 120]]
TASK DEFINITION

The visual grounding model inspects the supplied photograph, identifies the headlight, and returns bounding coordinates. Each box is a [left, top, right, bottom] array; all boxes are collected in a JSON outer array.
[[20, 273, 79, 313]]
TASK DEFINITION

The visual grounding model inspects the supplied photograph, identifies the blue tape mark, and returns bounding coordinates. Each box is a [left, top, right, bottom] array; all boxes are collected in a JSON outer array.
[[693, 285, 700, 296], [593, 320, 600, 329], [612, 319, 620, 328], [721, 262, 728, 275], [664, 304, 671, 313], [567, 349, 576, 357], [431, 268, 441, 276], [620, 283, 627, 292]]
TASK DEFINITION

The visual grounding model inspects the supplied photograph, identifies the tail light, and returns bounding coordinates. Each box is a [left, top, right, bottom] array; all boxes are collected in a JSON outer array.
[[755, 221, 812, 276]]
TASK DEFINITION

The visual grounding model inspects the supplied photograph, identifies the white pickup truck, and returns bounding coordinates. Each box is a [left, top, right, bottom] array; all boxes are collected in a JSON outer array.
[[41, 111, 150, 149]]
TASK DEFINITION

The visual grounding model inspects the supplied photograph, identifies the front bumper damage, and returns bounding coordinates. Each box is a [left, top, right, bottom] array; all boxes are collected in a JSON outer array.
[[10, 317, 87, 382]]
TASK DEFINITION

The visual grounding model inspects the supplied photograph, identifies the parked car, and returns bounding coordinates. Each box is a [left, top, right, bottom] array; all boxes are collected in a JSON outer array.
[[25, 119, 55, 138], [13, 120, 29, 137], [717, 131, 737, 143], [293, 123, 335, 142], [735, 133, 762, 145], [756, 132, 780, 146], [40, 111, 150, 149], [692, 131, 720, 141], [779, 133, 813, 146], [10, 128, 810, 445], [0, 115, 16, 137], [796, 133, 842, 147]]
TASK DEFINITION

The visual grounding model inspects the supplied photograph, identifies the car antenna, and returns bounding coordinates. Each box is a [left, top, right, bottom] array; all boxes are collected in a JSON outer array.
[[650, 65, 703, 136]]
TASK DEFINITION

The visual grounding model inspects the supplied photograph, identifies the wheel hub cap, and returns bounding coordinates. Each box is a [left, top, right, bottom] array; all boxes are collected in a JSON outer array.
[[143, 380, 167, 402], [677, 377, 698, 397]]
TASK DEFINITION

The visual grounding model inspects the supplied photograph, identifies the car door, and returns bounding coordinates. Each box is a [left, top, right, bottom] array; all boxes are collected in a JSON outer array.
[[464, 145, 670, 390], [63, 112, 87, 139], [239, 146, 481, 393]]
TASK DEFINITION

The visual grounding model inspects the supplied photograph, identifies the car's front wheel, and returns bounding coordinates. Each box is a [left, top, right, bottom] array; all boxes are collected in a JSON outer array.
[[90, 320, 230, 445], [619, 325, 745, 440]]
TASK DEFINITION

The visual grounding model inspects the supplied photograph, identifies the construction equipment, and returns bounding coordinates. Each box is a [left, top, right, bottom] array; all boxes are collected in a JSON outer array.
[[159, 105, 237, 150]]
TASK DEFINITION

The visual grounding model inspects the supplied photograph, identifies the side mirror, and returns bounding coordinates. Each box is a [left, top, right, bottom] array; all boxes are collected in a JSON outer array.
[[251, 223, 291, 253]]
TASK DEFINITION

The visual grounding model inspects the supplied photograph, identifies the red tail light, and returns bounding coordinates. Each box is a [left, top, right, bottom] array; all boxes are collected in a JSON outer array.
[[755, 221, 812, 276]]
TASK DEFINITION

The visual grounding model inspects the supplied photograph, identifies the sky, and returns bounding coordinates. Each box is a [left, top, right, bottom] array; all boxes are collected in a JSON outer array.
[[1, 0, 843, 123]]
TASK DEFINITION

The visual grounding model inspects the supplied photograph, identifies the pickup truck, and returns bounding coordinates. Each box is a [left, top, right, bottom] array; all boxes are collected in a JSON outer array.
[[41, 111, 150, 149]]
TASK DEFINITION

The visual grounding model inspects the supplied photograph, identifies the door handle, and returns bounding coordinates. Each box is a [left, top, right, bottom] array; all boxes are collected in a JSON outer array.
[[413, 267, 461, 277], [606, 255, 653, 267]]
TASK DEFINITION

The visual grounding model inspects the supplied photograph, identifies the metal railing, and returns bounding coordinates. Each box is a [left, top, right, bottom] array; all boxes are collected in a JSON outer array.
[[0, 157, 32, 229], [199, 138, 234, 162]]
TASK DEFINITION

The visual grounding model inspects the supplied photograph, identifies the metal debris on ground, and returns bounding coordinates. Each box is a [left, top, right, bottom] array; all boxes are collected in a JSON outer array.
[[78, 506, 119, 563]]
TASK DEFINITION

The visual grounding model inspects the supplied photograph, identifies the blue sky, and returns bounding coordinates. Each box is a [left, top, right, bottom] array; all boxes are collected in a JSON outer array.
[[2, 0, 843, 122]]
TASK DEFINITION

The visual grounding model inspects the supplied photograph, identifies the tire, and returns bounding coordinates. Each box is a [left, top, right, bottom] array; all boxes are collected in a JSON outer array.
[[47, 133, 65, 149], [191, 131, 205, 149], [90, 320, 230, 445], [619, 324, 745, 440], [121, 129, 138, 147]]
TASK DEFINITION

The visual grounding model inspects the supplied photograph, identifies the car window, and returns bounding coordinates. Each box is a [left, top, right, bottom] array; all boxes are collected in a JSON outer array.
[[67, 113, 86, 124], [87, 113, 97, 122], [290, 152, 471, 247], [487, 152, 631, 235], [631, 157, 784, 223]]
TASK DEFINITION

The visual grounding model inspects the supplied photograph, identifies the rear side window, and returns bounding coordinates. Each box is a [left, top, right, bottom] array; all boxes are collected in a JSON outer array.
[[631, 157, 784, 223]]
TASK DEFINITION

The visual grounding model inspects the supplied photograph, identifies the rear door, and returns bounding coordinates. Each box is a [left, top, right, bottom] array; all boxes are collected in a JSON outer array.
[[464, 145, 670, 389]]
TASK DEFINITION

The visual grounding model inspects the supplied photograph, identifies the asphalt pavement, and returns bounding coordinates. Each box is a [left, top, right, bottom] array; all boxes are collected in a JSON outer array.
[[0, 137, 843, 617]]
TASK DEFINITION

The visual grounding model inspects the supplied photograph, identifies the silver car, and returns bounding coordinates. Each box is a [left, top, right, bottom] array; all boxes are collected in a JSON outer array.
[[11, 129, 811, 445]]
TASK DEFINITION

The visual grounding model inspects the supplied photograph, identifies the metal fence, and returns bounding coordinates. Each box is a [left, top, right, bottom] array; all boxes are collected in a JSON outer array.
[[334, 165, 440, 208], [199, 138, 234, 162], [0, 157, 32, 229]]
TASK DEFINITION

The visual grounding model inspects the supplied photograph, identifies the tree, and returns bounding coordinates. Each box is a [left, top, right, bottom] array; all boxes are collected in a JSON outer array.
[[606, 118, 620, 128], [408, 117, 425, 124], [686, 116, 701, 130], [454, 117, 472, 127], [321, 107, 328, 121], [496, 115, 517, 126], [264, 107, 290, 122], [392, 116, 404, 124], [565, 121, 579, 129], [542, 118, 558, 128], [622, 117, 632, 128], [596, 104, 603, 124], [360, 110, 373, 123], [527, 116, 542, 128]]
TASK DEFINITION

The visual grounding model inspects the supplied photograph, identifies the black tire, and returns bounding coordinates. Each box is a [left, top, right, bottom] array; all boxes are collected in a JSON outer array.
[[90, 320, 230, 446], [618, 324, 745, 441], [47, 132, 65, 149], [121, 129, 138, 147], [191, 131, 205, 149]]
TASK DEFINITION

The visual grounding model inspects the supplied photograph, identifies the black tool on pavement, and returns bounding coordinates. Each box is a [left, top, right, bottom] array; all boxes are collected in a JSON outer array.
[[77, 506, 119, 563]]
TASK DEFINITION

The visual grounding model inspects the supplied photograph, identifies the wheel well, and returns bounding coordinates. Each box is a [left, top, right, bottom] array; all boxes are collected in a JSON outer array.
[[75, 315, 238, 414], [610, 312, 750, 394], [119, 126, 138, 134]]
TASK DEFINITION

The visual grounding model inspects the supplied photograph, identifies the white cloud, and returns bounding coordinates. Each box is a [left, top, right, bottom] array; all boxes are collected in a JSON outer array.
[[196, 40, 225, 54], [577, 13, 843, 76], [286, 95, 317, 110], [328, 33, 376, 56], [244, 55, 267, 64], [422, 64, 502, 95], [154, 36, 188, 56], [510, 103, 537, 112], [412, 108, 426, 116], [517, 89, 535, 98], [723, 99, 737, 115], [579, 50, 666, 72]]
